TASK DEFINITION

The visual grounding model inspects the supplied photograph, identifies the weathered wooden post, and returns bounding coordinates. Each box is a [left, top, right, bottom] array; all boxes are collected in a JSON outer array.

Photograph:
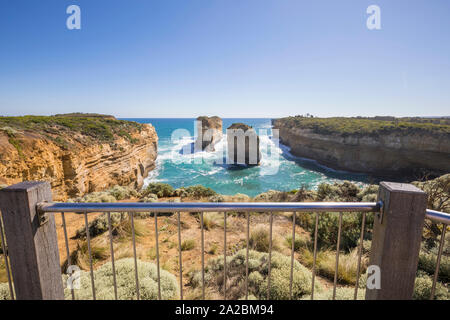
[[0, 181, 64, 300], [365, 182, 427, 300]]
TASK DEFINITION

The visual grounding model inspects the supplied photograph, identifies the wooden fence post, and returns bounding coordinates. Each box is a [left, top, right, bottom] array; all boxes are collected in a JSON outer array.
[[0, 181, 64, 300], [365, 182, 427, 300]]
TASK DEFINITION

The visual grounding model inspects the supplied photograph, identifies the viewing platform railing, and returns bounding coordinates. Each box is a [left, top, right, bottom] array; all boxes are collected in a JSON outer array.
[[0, 181, 448, 300]]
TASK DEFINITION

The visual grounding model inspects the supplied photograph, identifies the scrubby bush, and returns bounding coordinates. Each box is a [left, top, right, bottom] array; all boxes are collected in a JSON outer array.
[[253, 190, 290, 202], [296, 212, 367, 251], [188, 249, 321, 300], [285, 233, 310, 252], [144, 183, 175, 198], [358, 271, 448, 300], [418, 246, 450, 283], [75, 212, 128, 239], [108, 185, 139, 200], [63, 258, 179, 300], [0, 282, 13, 300], [230, 193, 251, 202], [413, 272, 448, 300], [175, 185, 216, 198], [209, 194, 225, 202], [70, 192, 117, 203], [357, 185, 379, 202], [249, 227, 272, 252], [299, 247, 368, 285], [304, 287, 365, 300], [201, 212, 223, 230], [68, 185, 140, 203]]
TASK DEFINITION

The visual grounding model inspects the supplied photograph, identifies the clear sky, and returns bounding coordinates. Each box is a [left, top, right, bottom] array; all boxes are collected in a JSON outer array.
[[0, 0, 449, 118]]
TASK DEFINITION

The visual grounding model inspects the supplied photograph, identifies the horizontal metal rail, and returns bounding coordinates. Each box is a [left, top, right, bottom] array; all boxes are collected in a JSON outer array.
[[425, 209, 450, 225], [38, 201, 382, 213]]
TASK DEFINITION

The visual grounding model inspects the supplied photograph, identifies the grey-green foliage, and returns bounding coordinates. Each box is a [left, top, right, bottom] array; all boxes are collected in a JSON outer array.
[[63, 258, 178, 300], [68, 185, 138, 203], [0, 282, 13, 300], [144, 183, 175, 198], [358, 271, 448, 300], [418, 246, 450, 283], [413, 272, 449, 300], [175, 185, 217, 198], [302, 287, 365, 300], [189, 249, 322, 300]]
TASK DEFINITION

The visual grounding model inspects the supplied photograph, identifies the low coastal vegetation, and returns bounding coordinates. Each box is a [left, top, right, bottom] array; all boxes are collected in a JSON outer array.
[[0, 174, 448, 300], [0, 114, 144, 148], [275, 116, 450, 136]]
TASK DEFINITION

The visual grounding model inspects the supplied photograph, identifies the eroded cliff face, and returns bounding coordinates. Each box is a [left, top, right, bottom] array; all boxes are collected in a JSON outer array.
[[0, 122, 157, 201], [272, 119, 450, 177]]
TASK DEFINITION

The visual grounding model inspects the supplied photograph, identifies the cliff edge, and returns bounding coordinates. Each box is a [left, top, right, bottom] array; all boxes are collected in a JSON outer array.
[[0, 115, 158, 200]]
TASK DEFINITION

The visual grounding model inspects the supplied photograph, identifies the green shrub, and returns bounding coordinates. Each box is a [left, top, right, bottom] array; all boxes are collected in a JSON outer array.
[[249, 227, 271, 252], [413, 272, 448, 300], [63, 258, 179, 300], [285, 233, 310, 252], [418, 246, 450, 283], [176, 185, 216, 198], [296, 211, 368, 251], [144, 183, 175, 198]]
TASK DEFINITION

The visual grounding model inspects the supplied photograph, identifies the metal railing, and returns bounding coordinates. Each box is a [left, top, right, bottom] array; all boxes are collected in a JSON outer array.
[[1, 200, 449, 300]]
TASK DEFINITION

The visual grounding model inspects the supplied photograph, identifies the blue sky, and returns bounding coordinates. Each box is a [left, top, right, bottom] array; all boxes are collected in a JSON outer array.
[[0, 0, 449, 118]]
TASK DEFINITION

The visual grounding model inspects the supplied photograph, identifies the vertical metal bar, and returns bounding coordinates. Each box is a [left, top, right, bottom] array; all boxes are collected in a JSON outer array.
[[332, 212, 343, 300], [289, 212, 296, 300], [106, 212, 118, 300], [177, 212, 183, 300], [245, 211, 250, 300], [267, 212, 273, 300], [354, 212, 366, 300], [223, 211, 227, 300], [130, 212, 140, 300], [430, 224, 447, 300], [311, 212, 319, 300], [0, 213, 14, 300], [200, 212, 205, 300], [84, 212, 96, 300], [154, 212, 161, 300], [61, 212, 75, 300]]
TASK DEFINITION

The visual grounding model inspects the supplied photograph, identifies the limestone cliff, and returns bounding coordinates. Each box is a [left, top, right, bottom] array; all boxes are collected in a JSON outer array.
[[0, 115, 157, 201], [195, 116, 223, 152], [272, 117, 450, 177]]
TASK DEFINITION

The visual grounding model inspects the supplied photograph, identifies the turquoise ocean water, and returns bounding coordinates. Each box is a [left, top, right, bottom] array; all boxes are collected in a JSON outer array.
[[122, 118, 370, 197]]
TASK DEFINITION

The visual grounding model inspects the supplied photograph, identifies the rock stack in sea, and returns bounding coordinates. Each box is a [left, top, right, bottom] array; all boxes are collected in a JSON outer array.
[[226, 123, 261, 166], [195, 116, 223, 152]]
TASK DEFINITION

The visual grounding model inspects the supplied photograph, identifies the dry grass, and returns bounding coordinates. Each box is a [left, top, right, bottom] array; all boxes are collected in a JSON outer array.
[[299, 247, 368, 285]]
